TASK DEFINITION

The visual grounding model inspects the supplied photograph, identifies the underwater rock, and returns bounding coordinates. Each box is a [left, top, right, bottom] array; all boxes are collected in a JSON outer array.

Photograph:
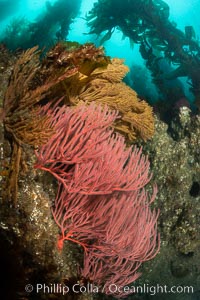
[[0, 140, 93, 300], [0, 46, 92, 300], [0, 46, 199, 300], [145, 112, 200, 254], [136, 110, 200, 299]]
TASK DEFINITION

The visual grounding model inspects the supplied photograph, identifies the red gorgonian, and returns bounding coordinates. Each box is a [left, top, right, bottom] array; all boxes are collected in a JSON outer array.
[[35, 102, 160, 298]]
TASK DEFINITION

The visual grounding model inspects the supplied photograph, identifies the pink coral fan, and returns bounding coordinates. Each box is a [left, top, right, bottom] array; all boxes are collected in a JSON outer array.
[[35, 102, 159, 297]]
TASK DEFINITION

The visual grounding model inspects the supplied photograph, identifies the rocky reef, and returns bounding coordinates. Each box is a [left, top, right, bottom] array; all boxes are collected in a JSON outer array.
[[0, 45, 199, 300], [138, 108, 200, 300]]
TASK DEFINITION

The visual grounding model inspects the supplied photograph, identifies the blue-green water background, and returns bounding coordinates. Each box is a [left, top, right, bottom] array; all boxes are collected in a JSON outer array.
[[1, 0, 200, 106], [1, 0, 199, 65]]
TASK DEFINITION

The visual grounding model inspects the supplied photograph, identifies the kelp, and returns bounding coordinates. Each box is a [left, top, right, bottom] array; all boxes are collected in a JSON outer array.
[[86, 0, 200, 107]]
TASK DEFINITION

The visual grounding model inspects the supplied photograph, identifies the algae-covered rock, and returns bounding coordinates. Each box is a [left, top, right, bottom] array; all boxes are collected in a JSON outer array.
[[137, 108, 200, 300], [0, 45, 199, 300]]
